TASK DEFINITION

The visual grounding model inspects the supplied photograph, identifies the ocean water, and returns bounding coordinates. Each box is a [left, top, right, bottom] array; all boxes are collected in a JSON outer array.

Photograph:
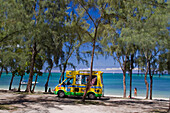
[[0, 73, 170, 98]]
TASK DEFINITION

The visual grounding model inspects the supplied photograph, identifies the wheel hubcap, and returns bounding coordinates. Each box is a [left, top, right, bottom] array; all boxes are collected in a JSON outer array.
[[89, 94, 94, 99], [59, 92, 64, 97]]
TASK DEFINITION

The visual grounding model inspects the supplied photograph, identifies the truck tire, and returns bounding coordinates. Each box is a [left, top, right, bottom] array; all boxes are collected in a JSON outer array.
[[58, 91, 65, 98], [88, 93, 96, 99]]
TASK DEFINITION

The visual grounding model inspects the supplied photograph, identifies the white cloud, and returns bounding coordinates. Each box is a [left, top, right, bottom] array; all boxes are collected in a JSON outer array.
[[51, 70, 60, 73], [106, 68, 121, 70], [78, 68, 90, 70], [133, 68, 139, 70]]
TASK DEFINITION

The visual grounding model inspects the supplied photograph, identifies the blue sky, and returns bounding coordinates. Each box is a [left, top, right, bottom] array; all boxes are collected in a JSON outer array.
[[49, 0, 169, 73], [51, 3, 122, 73]]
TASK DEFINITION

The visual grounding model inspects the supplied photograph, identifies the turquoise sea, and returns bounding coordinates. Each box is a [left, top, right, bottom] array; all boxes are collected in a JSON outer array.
[[0, 73, 170, 99]]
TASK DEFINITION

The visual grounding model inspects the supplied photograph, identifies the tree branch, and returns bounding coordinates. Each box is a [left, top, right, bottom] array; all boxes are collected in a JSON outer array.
[[0, 28, 27, 43], [143, 1, 167, 8], [78, 0, 97, 27]]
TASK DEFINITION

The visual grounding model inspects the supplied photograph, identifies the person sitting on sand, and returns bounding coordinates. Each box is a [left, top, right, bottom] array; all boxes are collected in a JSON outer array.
[[134, 87, 137, 96]]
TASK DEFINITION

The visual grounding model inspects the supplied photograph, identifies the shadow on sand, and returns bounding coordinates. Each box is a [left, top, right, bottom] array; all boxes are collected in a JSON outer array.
[[0, 91, 169, 113]]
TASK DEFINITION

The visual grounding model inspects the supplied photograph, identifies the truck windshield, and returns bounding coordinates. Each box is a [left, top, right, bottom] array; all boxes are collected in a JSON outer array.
[[61, 78, 73, 85]]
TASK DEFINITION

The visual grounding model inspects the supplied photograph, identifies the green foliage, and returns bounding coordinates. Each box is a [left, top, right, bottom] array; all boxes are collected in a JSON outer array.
[[0, 0, 169, 95]]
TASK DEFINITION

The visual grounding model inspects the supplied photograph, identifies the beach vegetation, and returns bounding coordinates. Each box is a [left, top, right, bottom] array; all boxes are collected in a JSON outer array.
[[134, 0, 169, 99], [72, 0, 109, 102], [32, 53, 44, 93], [100, 0, 169, 99], [17, 69, 25, 92], [0, 0, 169, 101]]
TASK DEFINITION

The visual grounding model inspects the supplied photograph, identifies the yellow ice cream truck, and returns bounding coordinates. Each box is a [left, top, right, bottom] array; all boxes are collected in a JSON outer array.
[[54, 70, 104, 99]]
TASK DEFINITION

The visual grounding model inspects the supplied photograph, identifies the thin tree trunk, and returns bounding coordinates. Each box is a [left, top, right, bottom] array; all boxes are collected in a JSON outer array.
[[62, 70, 65, 82], [129, 69, 132, 98], [122, 55, 127, 98], [18, 75, 23, 92], [129, 54, 134, 98], [0, 66, 3, 78], [150, 75, 153, 100], [123, 69, 126, 98], [58, 43, 80, 84], [32, 73, 38, 93], [45, 69, 52, 92], [149, 61, 153, 100], [9, 73, 15, 90], [145, 60, 149, 99], [25, 42, 37, 93], [59, 63, 67, 84], [82, 36, 97, 102]]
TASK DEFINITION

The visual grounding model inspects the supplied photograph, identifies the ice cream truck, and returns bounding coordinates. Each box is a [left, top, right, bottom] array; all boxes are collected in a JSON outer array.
[[54, 70, 104, 99]]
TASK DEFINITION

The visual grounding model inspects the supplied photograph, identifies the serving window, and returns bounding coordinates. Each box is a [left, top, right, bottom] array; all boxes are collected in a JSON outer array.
[[76, 75, 97, 85]]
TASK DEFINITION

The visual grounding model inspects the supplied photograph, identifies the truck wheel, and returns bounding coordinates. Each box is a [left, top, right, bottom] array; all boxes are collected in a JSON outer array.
[[88, 93, 96, 99], [58, 91, 65, 98]]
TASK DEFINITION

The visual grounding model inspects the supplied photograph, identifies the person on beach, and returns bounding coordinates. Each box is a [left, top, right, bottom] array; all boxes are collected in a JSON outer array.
[[134, 88, 137, 96]]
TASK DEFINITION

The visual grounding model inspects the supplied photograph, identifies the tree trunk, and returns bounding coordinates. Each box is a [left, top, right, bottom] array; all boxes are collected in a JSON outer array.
[[62, 70, 65, 82], [0, 66, 3, 78], [122, 55, 127, 98], [129, 69, 132, 98], [9, 73, 15, 90], [149, 61, 153, 100], [59, 63, 67, 84], [123, 70, 126, 98], [32, 73, 38, 93], [25, 42, 37, 93], [129, 54, 134, 98], [82, 37, 96, 102], [45, 69, 52, 92], [144, 60, 149, 99], [150, 75, 153, 100], [18, 75, 23, 92], [58, 42, 81, 84]]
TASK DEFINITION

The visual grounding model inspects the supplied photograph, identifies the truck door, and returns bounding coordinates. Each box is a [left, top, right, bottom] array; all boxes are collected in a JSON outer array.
[[65, 78, 73, 95]]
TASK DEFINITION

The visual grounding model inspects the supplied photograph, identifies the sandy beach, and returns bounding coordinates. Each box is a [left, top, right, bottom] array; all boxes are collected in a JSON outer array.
[[0, 90, 169, 113]]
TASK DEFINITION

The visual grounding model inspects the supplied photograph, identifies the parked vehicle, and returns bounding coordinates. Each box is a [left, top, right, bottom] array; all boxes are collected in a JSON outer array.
[[54, 70, 104, 99]]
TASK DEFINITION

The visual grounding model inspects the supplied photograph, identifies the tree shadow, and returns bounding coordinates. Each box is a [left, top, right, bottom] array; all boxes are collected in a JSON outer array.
[[0, 92, 169, 112], [0, 94, 65, 112], [64, 95, 110, 101]]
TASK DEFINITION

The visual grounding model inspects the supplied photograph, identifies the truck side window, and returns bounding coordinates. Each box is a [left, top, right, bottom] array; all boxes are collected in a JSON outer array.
[[81, 75, 86, 84], [76, 75, 81, 84], [92, 76, 97, 85], [81, 75, 97, 85], [67, 78, 73, 85]]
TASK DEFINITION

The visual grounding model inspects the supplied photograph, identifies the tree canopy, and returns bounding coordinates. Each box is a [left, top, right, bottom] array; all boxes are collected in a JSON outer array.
[[0, 0, 169, 100]]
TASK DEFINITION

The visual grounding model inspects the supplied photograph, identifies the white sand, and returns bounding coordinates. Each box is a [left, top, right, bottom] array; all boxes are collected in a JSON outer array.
[[0, 90, 169, 113]]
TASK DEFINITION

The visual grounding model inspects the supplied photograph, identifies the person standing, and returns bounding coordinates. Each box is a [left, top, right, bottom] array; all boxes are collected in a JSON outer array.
[[134, 88, 137, 96]]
